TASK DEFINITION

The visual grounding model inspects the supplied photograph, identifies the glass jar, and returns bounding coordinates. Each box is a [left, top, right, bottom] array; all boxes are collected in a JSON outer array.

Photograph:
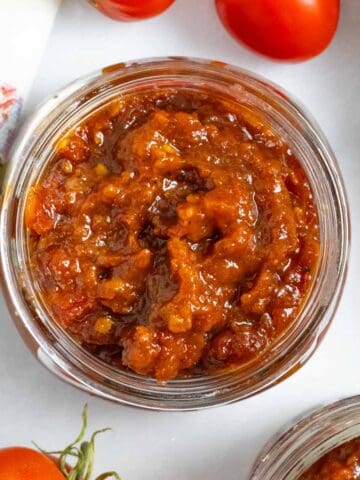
[[251, 396, 360, 479], [0, 57, 350, 411]]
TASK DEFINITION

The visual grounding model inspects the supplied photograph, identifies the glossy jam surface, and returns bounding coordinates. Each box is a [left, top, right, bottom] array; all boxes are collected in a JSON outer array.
[[25, 90, 319, 381], [300, 438, 360, 480]]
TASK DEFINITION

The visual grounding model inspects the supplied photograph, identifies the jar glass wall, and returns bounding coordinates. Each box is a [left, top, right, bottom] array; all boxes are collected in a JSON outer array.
[[251, 396, 360, 479], [0, 58, 350, 410]]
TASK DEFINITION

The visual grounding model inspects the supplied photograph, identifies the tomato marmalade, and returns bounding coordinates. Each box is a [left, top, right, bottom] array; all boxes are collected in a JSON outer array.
[[25, 90, 319, 381], [299, 438, 360, 480]]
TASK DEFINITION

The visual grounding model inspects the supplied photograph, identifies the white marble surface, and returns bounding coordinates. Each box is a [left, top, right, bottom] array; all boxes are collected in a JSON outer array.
[[2, 1, 360, 479], [0, 0, 60, 98]]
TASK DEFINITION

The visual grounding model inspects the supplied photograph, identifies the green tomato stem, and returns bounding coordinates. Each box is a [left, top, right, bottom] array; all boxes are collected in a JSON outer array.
[[35, 405, 121, 480]]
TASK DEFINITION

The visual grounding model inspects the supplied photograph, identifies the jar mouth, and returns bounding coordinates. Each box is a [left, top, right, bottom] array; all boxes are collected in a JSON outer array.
[[251, 396, 360, 479], [0, 57, 350, 410]]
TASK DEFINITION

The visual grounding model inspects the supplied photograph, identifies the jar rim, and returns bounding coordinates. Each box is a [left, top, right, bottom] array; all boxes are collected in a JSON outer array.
[[0, 57, 350, 410], [251, 395, 360, 479]]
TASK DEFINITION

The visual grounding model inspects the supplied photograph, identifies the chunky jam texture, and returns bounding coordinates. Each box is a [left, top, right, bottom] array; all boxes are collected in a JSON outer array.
[[25, 90, 319, 381], [300, 438, 360, 480]]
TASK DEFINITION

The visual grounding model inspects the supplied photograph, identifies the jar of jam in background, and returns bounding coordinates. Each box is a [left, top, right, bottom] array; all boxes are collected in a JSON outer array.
[[0, 58, 350, 410], [251, 395, 360, 479]]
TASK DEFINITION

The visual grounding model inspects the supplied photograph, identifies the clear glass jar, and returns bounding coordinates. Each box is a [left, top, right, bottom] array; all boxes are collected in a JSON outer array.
[[251, 396, 360, 479], [0, 57, 350, 411]]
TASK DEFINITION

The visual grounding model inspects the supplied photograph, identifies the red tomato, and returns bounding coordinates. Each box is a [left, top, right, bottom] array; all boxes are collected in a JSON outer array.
[[90, 0, 175, 21], [215, 0, 340, 61], [0, 447, 65, 480]]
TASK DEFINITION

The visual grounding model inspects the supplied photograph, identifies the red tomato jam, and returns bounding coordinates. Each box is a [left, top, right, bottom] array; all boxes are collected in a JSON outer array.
[[25, 90, 319, 381], [300, 438, 360, 480]]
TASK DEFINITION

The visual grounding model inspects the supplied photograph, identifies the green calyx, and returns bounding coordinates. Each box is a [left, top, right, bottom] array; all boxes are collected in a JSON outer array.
[[35, 405, 121, 480]]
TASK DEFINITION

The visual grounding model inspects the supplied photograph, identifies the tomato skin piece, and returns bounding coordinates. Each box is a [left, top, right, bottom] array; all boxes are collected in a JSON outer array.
[[91, 0, 175, 21], [215, 0, 340, 61], [0, 447, 65, 480]]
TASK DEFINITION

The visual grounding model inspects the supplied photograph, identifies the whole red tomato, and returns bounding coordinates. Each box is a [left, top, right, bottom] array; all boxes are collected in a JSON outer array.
[[0, 447, 65, 480], [90, 0, 175, 21], [216, 0, 340, 61], [0, 407, 120, 480]]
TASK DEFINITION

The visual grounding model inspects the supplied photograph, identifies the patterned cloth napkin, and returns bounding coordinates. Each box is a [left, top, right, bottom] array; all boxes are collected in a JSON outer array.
[[0, 0, 61, 167]]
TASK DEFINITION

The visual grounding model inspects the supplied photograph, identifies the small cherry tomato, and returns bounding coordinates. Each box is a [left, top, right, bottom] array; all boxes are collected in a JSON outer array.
[[0, 407, 120, 480], [0, 447, 65, 480], [90, 0, 175, 21], [215, 0, 340, 61]]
